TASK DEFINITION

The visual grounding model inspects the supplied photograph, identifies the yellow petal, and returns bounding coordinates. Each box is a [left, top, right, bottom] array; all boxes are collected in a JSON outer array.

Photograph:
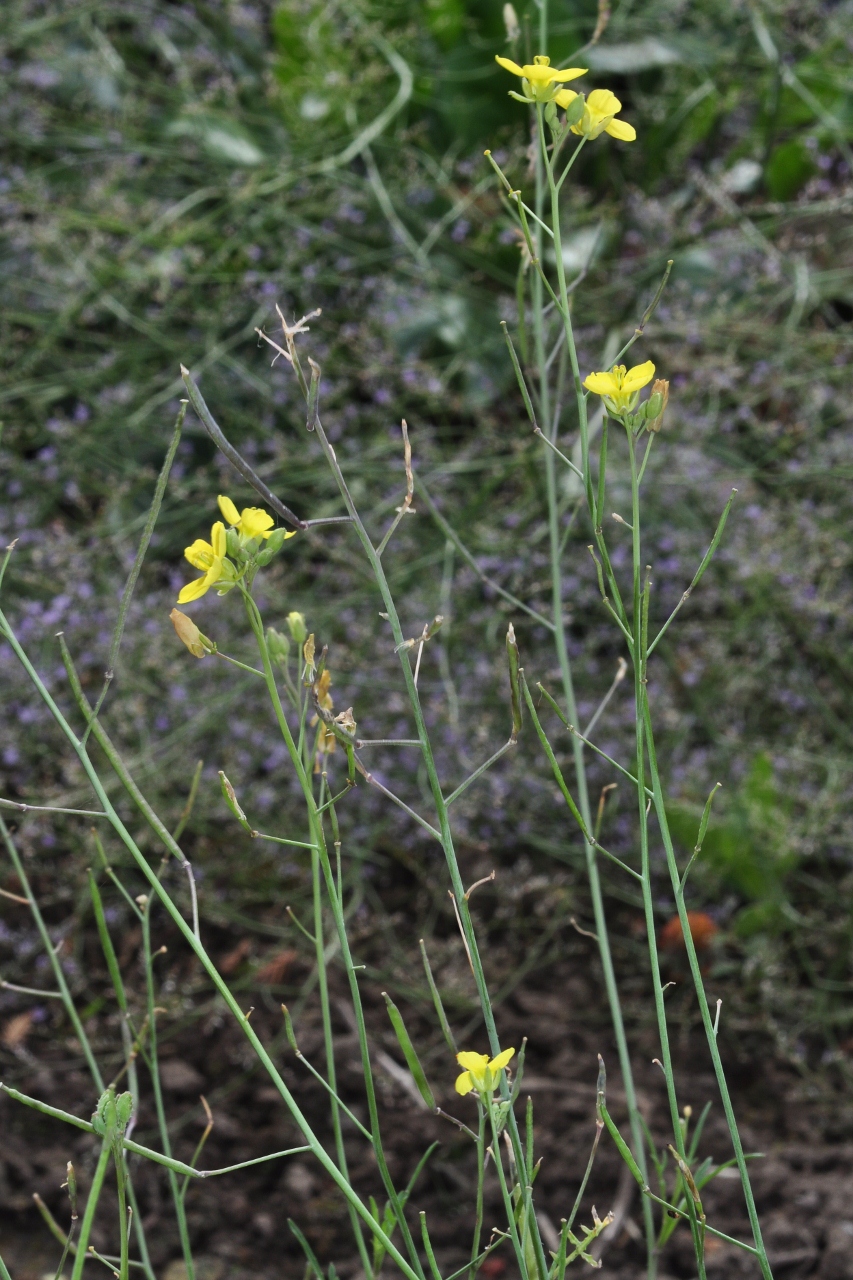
[[583, 372, 619, 396], [455, 1071, 474, 1096], [606, 118, 636, 141], [489, 1047, 515, 1073], [218, 495, 240, 526], [495, 55, 524, 77], [177, 576, 211, 604], [240, 507, 275, 539], [210, 521, 227, 557], [524, 63, 559, 83], [551, 67, 587, 82], [184, 538, 214, 571], [283, 530, 298, 540], [621, 360, 655, 393], [554, 88, 579, 109], [586, 88, 622, 117], [456, 1051, 490, 1072]]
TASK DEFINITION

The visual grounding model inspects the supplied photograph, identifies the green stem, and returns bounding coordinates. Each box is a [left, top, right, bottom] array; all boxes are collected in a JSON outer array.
[[534, 104, 656, 1275], [469, 1105, 486, 1280], [70, 1140, 112, 1280], [0, 608, 420, 1280], [0, 816, 104, 1090], [486, 1099, 530, 1280], [641, 698, 773, 1279], [626, 427, 707, 1280], [244, 596, 423, 1280], [114, 1144, 130, 1280], [310, 797, 374, 1279], [142, 900, 196, 1280]]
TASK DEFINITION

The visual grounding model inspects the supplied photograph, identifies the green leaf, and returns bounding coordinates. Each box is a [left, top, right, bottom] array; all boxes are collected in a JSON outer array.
[[88, 870, 127, 1013], [765, 138, 815, 200], [382, 993, 436, 1110]]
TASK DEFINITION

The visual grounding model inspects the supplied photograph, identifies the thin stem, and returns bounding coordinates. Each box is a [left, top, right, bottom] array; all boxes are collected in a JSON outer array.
[[245, 598, 424, 1280], [417, 481, 554, 632], [532, 97, 657, 1273], [282, 367, 536, 1252], [648, 491, 737, 656], [70, 1140, 112, 1280], [0, 817, 104, 1089], [469, 1106, 487, 1280], [0, 608, 421, 1280], [84, 403, 186, 743], [611, 260, 674, 367], [555, 136, 587, 192], [565, 1122, 602, 1235], [626, 426, 707, 1280], [486, 1100, 530, 1280], [445, 740, 516, 807], [642, 698, 773, 1278], [142, 900, 196, 1280], [0, 798, 107, 818]]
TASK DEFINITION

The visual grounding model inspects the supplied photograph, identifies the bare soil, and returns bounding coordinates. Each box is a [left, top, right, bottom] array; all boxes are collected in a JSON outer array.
[[2, 902, 851, 1280]]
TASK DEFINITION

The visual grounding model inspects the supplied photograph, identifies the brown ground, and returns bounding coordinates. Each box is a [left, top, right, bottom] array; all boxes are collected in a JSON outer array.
[[2, 909, 852, 1280]]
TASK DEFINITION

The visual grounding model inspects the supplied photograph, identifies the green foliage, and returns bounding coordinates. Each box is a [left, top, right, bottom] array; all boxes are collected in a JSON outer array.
[[669, 754, 798, 935], [765, 138, 816, 201]]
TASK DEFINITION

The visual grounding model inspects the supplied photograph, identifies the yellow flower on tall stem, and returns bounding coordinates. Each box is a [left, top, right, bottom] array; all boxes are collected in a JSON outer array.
[[454, 1047, 515, 1096], [584, 360, 655, 414], [495, 53, 586, 103], [555, 87, 636, 141], [177, 522, 233, 603]]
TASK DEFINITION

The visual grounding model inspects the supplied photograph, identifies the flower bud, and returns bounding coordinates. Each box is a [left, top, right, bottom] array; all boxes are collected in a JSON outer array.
[[169, 608, 214, 658], [225, 528, 241, 559], [266, 627, 290, 663], [255, 525, 290, 566], [266, 527, 290, 554], [115, 1091, 134, 1132], [646, 379, 669, 433], [64, 1162, 78, 1220], [563, 93, 586, 129], [287, 611, 307, 644]]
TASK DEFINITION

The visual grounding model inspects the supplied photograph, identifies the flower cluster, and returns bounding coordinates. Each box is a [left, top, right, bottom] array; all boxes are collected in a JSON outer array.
[[496, 54, 636, 142], [177, 495, 296, 604]]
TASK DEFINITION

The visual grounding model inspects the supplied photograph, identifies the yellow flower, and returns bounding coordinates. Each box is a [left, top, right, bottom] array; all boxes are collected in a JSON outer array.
[[217, 494, 293, 542], [455, 1047, 515, 1096], [583, 360, 655, 413], [177, 522, 231, 603], [555, 87, 636, 141], [495, 54, 586, 104]]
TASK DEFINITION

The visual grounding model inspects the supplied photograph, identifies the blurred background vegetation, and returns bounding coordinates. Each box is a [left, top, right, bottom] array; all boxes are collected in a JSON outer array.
[[2, 0, 853, 1262]]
